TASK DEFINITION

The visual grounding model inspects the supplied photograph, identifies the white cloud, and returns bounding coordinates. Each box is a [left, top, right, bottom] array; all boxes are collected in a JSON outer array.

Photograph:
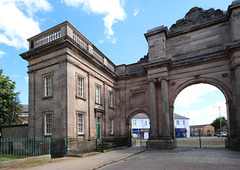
[[13, 75, 20, 78], [24, 76, 29, 83], [0, 0, 52, 49], [0, 50, 5, 59], [63, 0, 126, 43], [177, 101, 227, 126], [133, 8, 139, 16], [175, 84, 217, 108]]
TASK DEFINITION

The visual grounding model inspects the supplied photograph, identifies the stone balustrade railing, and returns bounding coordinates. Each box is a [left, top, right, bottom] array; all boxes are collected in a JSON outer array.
[[28, 21, 115, 72]]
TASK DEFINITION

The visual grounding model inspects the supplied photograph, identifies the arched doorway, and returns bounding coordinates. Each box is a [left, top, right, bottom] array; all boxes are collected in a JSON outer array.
[[127, 111, 150, 147], [171, 82, 230, 148]]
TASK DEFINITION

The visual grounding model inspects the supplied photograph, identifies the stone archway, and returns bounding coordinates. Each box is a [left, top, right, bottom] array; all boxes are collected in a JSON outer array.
[[169, 77, 234, 138], [126, 110, 150, 147]]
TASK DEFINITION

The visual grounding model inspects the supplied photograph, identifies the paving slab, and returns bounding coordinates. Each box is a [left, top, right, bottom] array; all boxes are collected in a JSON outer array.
[[7, 147, 145, 170]]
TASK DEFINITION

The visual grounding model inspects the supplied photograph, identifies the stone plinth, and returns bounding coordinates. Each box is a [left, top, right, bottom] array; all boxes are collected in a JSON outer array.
[[226, 138, 240, 152], [146, 139, 176, 150]]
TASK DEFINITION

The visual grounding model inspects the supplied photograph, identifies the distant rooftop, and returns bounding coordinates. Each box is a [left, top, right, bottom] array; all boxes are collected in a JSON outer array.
[[133, 113, 189, 119], [175, 114, 189, 119]]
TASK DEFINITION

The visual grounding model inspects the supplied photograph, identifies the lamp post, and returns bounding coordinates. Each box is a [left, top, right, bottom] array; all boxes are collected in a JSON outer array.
[[213, 106, 222, 133]]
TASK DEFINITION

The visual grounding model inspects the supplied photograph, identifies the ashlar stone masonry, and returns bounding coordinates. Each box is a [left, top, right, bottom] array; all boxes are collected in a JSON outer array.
[[21, 1, 240, 152]]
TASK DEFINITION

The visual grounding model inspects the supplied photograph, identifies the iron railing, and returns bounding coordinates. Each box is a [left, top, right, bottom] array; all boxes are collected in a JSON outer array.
[[0, 137, 50, 162]]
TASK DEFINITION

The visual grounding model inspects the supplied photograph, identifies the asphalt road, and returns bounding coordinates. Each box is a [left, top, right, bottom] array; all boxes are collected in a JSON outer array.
[[100, 147, 240, 170]]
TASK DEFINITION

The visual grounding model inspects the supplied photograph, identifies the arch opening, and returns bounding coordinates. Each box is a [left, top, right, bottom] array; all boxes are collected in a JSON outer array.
[[127, 112, 150, 147], [173, 83, 228, 148]]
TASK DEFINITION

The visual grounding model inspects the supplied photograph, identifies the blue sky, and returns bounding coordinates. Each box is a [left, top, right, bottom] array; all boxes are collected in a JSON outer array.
[[0, 0, 232, 124], [174, 84, 227, 125]]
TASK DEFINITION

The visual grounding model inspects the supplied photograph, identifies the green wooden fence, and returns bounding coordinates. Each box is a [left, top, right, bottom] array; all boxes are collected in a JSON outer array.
[[0, 137, 50, 162]]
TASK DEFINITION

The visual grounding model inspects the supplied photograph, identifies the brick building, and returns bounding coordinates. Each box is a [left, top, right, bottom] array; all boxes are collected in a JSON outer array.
[[190, 124, 215, 137]]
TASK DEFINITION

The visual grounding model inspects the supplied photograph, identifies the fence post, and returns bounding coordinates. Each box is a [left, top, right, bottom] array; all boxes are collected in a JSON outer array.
[[48, 138, 51, 155], [199, 130, 201, 148], [64, 138, 67, 154], [101, 138, 104, 153]]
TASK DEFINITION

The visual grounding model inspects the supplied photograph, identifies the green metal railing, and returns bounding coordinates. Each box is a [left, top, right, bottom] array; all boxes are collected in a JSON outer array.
[[0, 137, 50, 162]]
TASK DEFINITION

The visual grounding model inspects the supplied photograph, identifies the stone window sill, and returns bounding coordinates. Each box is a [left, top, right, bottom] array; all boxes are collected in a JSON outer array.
[[42, 96, 53, 100], [76, 95, 86, 101]]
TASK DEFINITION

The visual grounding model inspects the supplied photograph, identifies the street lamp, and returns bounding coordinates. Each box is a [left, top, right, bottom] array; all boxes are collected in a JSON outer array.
[[213, 106, 222, 133]]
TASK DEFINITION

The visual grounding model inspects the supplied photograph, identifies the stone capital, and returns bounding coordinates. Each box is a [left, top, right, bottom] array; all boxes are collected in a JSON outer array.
[[231, 63, 240, 70], [148, 78, 158, 84], [158, 77, 169, 82]]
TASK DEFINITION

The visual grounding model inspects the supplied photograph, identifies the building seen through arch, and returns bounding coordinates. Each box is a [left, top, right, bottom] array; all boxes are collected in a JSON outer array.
[[20, 1, 240, 153]]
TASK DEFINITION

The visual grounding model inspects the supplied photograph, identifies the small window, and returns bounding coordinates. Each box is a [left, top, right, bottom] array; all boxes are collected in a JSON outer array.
[[207, 130, 210, 132], [109, 91, 113, 108], [45, 75, 52, 97], [110, 120, 114, 134], [195, 128, 198, 131], [96, 86, 101, 104], [45, 113, 52, 135], [133, 120, 136, 125], [78, 114, 84, 134], [176, 120, 179, 125], [141, 120, 143, 125], [183, 120, 185, 125], [77, 77, 84, 98]]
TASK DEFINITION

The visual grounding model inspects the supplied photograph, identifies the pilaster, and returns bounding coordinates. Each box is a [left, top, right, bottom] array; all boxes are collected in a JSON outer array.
[[160, 78, 171, 139], [149, 79, 158, 139]]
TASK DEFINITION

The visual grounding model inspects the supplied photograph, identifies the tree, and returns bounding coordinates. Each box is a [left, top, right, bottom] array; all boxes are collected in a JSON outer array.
[[0, 69, 22, 126], [212, 116, 227, 132]]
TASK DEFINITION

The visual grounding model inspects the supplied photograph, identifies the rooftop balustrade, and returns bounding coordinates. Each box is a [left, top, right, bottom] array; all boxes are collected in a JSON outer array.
[[27, 21, 115, 72]]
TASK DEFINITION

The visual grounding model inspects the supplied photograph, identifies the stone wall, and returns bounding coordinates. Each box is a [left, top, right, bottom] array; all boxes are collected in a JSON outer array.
[[1, 124, 28, 139], [68, 139, 96, 154]]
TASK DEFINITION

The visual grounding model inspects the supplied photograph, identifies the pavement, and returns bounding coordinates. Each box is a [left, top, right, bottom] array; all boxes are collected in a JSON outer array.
[[4, 146, 240, 170]]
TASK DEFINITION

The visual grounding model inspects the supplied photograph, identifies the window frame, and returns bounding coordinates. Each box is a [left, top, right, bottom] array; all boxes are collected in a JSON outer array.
[[96, 85, 101, 104], [77, 113, 85, 135], [176, 120, 179, 125], [109, 91, 114, 108], [44, 112, 53, 136], [77, 76, 84, 99], [133, 120, 136, 126], [110, 119, 114, 135], [44, 75, 53, 97]]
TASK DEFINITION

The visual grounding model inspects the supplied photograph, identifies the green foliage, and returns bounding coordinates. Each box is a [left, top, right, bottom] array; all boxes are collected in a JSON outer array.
[[212, 116, 227, 132], [0, 69, 22, 126]]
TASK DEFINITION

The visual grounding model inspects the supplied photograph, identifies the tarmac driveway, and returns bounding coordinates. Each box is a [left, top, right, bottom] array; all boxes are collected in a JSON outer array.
[[100, 147, 240, 170]]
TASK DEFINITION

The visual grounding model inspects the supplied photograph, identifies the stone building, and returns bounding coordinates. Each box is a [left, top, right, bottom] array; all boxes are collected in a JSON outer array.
[[190, 124, 215, 137], [174, 114, 190, 138], [21, 1, 240, 152]]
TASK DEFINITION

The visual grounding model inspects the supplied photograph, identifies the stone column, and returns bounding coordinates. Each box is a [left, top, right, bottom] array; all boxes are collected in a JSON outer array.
[[28, 70, 35, 138], [160, 78, 171, 139], [149, 79, 157, 138], [235, 66, 240, 137]]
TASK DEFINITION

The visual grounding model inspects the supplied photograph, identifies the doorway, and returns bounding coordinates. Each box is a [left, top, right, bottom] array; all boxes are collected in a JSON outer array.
[[97, 117, 101, 140]]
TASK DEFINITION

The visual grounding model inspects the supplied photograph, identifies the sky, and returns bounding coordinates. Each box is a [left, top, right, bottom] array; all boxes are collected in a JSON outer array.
[[174, 84, 227, 126], [0, 0, 233, 124]]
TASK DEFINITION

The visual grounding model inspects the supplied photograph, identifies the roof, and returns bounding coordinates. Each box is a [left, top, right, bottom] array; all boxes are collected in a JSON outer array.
[[190, 124, 213, 128], [21, 105, 28, 112], [132, 113, 189, 120], [132, 113, 148, 119], [174, 114, 189, 119]]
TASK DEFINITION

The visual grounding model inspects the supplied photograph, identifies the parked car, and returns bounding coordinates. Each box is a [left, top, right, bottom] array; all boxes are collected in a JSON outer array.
[[217, 132, 227, 137]]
